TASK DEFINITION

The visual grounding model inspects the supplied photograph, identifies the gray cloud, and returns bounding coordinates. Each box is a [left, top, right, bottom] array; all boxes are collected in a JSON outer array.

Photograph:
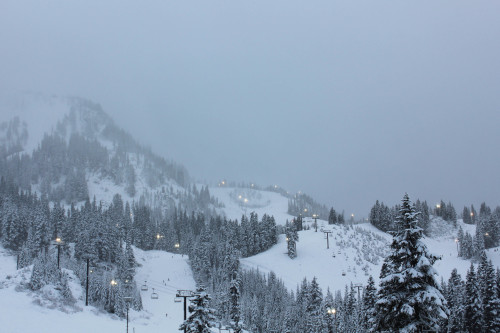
[[1, 0, 499, 216]]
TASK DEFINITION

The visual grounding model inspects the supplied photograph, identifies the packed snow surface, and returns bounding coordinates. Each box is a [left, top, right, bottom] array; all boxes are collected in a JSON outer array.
[[241, 218, 486, 294], [210, 186, 295, 225], [0, 246, 196, 333]]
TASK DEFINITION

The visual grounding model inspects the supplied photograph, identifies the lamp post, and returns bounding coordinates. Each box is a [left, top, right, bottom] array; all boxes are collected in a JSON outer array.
[[53, 237, 64, 269], [83, 256, 95, 306], [312, 214, 319, 232], [327, 307, 337, 333], [124, 296, 133, 333]]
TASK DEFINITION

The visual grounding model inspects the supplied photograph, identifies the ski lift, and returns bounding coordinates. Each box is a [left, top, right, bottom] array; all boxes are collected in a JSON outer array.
[[141, 281, 148, 291], [174, 297, 182, 303], [151, 288, 159, 300], [342, 271, 346, 276]]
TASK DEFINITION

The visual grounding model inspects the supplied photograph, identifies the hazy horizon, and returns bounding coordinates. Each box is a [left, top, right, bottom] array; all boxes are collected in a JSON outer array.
[[1, 1, 499, 217]]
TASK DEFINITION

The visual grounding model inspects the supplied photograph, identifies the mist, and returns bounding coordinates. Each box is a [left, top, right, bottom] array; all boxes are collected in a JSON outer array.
[[1, 0, 499, 217]]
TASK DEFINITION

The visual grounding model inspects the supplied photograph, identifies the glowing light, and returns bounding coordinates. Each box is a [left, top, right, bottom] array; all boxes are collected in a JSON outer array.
[[111, 279, 118, 286], [455, 238, 459, 243], [327, 308, 336, 315], [244, 198, 248, 203], [56, 237, 61, 243], [436, 204, 441, 209], [238, 195, 242, 199], [175, 243, 180, 248]]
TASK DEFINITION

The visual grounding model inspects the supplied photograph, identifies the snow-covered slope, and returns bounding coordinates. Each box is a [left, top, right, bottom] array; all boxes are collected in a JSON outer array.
[[210, 186, 295, 225], [0, 245, 196, 333], [0, 92, 193, 213], [0, 91, 71, 154], [241, 217, 485, 295]]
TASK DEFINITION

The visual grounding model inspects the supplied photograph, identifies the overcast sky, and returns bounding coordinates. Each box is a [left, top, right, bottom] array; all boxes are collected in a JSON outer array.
[[1, 1, 499, 217]]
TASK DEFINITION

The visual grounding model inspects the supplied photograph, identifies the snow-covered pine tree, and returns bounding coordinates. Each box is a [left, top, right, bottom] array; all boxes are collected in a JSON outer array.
[[321, 288, 335, 333], [446, 268, 465, 332], [464, 263, 482, 332], [481, 258, 500, 332], [30, 251, 60, 290], [373, 193, 448, 332], [229, 270, 242, 333], [286, 222, 298, 259], [463, 206, 472, 224], [305, 277, 323, 333], [362, 275, 377, 331], [179, 286, 216, 333]]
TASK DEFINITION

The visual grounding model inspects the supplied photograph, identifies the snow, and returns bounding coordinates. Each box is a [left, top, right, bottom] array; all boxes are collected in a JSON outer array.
[[0, 245, 197, 333], [210, 186, 295, 225], [241, 221, 390, 293], [0, 91, 70, 154], [241, 215, 497, 297]]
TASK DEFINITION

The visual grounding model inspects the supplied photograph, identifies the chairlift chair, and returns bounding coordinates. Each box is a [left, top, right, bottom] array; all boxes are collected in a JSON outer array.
[[141, 281, 148, 291], [174, 297, 182, 303], [151, 288, 159, 300]]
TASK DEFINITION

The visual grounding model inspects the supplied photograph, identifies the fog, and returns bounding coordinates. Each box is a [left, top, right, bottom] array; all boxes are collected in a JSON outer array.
[[1, 1, 499, 217]]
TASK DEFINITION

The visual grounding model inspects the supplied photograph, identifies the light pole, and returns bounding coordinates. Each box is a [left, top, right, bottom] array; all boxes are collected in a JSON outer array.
[[313, 214, 319, 232], [52, 237, 64, 269], [85, 258, 90, 306], [327, 307, 337, 333], [124, 296, 133, 333]]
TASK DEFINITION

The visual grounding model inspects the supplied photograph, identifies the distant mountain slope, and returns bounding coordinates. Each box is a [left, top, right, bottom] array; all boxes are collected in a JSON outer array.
[[0, 92, 221, 216]]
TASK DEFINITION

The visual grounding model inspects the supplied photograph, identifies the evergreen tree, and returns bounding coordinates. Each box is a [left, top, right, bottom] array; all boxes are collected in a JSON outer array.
[[362, 275, 377, 332], [481, 258, 500, 332], [179, 286, 215, 333], [446, 268, 465, 332], [286, 223, 298, 259], [305, 277, 323, 333], [328, 207, 337, 225], [464, 263, 482, 332], [374, 194, 448, 332], [463, 206, 472, 224], [229, 271, 242, 332]]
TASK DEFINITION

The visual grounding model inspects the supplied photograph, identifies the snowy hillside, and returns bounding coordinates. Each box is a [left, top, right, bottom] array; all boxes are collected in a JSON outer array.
[[0, 92, 200, 213], [209, 186, 493, 295], [0, 245, 198, 333], [210, 186, 295, 224], [241, 217, 487, 295]]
